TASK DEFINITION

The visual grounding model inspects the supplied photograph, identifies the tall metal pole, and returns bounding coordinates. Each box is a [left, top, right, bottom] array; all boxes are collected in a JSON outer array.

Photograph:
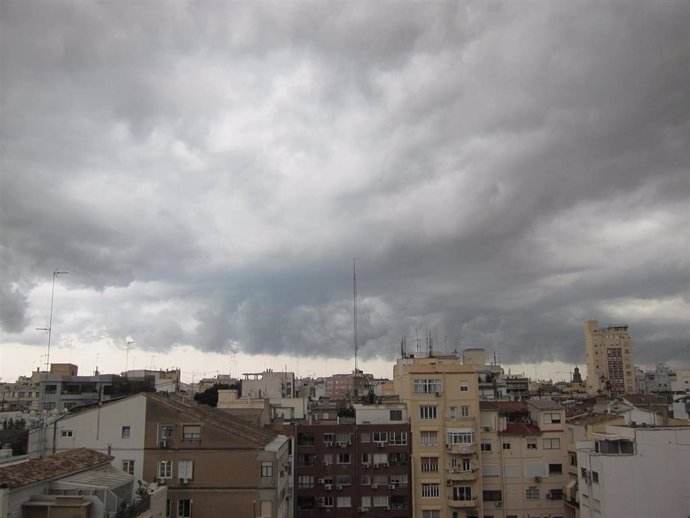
[[37, 270, 68, 457], [353, 258, 358, 373]]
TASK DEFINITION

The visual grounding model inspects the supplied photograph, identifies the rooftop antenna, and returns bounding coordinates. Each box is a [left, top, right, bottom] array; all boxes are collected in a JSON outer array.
[[122, 339, 135, 375], [353, 258, 359, 373], [36, 269, 68, 458]]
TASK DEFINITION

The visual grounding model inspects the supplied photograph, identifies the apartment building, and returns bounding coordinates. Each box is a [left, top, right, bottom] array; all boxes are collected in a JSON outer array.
[[576, 425, 690, 517], [0, 376, 39, 412], [30, 393, 290, 518], [479, 400, 567, 518], [584, 320, 635, 395], [293, 403, 412, 517], [394, 352, 482, 518], [243, 370, 295, 399]]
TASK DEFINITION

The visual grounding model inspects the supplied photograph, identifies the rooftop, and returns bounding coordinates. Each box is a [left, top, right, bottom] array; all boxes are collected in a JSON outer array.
[[499, 422, 542, 435], [0, 448, 113, 490], [527, 399, 564, 410], [480, 401, 528, 413]]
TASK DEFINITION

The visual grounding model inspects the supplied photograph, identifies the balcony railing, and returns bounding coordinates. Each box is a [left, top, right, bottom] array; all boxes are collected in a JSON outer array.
[[446, 468, 478, 481], [445, 443, 477, 455], [447, 497, 477, 508]]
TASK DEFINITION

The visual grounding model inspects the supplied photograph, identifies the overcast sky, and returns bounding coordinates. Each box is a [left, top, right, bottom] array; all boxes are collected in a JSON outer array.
[[1, 1, 688, 383]]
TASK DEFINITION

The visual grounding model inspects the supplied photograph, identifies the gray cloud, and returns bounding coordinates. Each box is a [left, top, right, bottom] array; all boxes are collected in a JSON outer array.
[[1, 0, 688, 370]]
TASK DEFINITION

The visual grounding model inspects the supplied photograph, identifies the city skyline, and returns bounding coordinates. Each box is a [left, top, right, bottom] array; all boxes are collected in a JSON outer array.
[[2, 2, 688, 381]]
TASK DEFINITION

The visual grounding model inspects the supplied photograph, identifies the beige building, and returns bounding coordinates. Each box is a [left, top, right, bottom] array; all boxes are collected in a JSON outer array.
[[394, 353, 482, 518], [584, 320, 635, 395], [480, 400, 568, 518]]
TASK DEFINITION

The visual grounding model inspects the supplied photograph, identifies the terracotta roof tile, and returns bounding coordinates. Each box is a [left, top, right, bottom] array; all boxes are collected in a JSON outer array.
[[0, 448, 113, 490]]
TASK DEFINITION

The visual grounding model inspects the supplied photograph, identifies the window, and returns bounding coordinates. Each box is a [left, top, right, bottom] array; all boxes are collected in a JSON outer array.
[[322, 496, 334, 507], [544, 412, 562, 424], [298, 475, 314, 488], [297, 432, 314, 446], [449, 407, 456, 420], [543, 438, 561, 449], [422, 512, 440, 518], [390, 473, 408, 485], [481, 440, 492, 452], [549, 463, 563, 475], [373, 432, 387, 443], [527, 440, 537, 450], [372, 453, 388, 465], [61, 430, 73, 438], [389, 409, 403, 421], [166, 499, 171, 518], [336, 497, 351, 508], [182, 425, 201, 440], [324, 433, 335, 445], [413, 378, 442, 394], [160, 425, 173, 439], [461, 405, 470, 417], [261, 461, 273, 478], [177, 499, 192, 518], [360, 432, 371, 443], [323, 454, 334, 466], [373, 495, 389, 507], [421, 483, 440, 498], [592, 471, 599, 483], [390, 452, 408, 466], [420, 431, 438, 446], [335, 433, 351, 444], [158, 460, 172, 479], [122, 459, 135, 475], [420, 405, 437, 420], [297, 453, 313, 466], [389, 432, 407, 445], [121, 426, 131, 439], [360, 496, 371, 508], [447, 429, 475, 444], [361, 474, 371, 485], [459, 382, 469, 392], [550, 489, 564, 499], [178, 460, 193, 481], [421, 457, 438, 472], [526, 487, 539, 500], [502, 442, 511, 450], [483, 490, 502, 501], [337, 453, 351, 464], [452, 486, 472, 501]]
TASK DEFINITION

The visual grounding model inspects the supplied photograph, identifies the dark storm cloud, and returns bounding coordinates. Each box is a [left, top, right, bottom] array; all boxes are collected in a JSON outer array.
[[1, 1, 688, 367]]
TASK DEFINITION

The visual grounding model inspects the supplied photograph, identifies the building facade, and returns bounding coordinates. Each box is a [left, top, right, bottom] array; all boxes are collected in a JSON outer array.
[[584, 320, 635, 396], [394, 353, 482, 518], [576, 425, 690, 517], [294, 403, 411, 517]]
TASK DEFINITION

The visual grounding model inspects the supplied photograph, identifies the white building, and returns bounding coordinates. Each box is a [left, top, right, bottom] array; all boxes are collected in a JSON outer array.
[[28, 394, 148, 481], [576, 425, 690, 517]]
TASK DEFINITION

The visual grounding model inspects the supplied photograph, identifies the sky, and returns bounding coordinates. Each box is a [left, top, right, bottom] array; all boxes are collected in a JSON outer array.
[[1, 1, 688, 384]]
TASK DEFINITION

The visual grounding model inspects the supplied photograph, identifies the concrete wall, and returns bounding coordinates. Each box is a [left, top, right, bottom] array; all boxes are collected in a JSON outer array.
[[52, 394, 147, 480]]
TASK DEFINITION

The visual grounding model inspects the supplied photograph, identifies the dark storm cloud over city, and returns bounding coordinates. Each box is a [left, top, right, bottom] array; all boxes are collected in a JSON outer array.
[[1, 1, 688, 368]]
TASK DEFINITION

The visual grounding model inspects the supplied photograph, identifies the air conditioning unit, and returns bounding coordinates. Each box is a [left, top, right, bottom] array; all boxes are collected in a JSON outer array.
[[383, 463, 389, 468], [179, 478, 189, 485], [435, 392, 441, 397], [324, 484, 332, 491], [494, 501, 503, 508], [318, 478, 325, 484], [446, 479, 453, 486], [336, 485, 343, 491], [389, 484, 396, 490], [482, 426, 491, 432], [376, 442, 385, 448], [324, 442, 333, 447], [446, 444, 452, 450], [158, 440, 168, 449], [371, 484, 378, 490], [534, 476, 542, 483], [363, 463, 370, 468], [338, 441, 348, 447], [156, 478, 166, 485], [373, 464, 380, 469]]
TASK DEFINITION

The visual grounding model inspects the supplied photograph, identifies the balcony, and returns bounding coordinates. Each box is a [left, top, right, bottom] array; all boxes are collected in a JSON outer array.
[[446, 468, 478, 481], [445, 443, 477, 455], [447, 497, 478, 508]]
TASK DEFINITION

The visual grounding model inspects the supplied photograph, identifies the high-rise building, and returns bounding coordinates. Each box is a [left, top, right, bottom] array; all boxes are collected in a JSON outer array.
[[394, 353, 482, 518], [584, 320, 636, 396]]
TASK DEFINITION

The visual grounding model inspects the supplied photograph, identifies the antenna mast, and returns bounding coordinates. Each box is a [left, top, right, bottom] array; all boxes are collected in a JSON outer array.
[[353, 258, 358, 372]]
